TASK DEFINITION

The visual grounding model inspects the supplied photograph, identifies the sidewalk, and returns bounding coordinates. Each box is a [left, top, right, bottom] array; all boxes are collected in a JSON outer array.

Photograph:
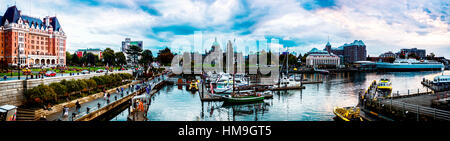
[[45, 76, 164, 121]]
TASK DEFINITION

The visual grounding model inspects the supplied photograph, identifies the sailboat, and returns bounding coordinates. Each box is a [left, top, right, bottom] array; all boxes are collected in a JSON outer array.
[[270, 49, 305, 90], [222, 44, 264, 104]]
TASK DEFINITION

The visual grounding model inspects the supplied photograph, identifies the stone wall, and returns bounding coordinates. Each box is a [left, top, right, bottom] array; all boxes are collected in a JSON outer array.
[[0, 70, 132, 106]]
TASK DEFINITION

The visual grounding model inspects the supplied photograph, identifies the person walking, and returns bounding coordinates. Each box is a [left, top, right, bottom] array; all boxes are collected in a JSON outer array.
[[63, 106, 69, 117], [75, 101, 81, 113]]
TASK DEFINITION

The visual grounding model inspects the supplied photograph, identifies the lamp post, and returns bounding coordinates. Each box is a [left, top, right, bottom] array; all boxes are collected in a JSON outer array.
[[18, 57, 21, 80]]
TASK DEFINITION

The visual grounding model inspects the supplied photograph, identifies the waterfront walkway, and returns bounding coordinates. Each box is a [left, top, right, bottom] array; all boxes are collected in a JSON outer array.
[[45, 74, 167, 121]]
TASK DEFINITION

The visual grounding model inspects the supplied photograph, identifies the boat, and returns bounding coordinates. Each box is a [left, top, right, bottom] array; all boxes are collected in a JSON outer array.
[[214, 74, 249, 94], [333, 106, 363, 121], [222, 92, 265, 104], [376, 59, 444, 71], [377, 78, 392, 90], [376, 78, 392, 97], [270, 75, 303, 90], [432, 75, 450, 85]]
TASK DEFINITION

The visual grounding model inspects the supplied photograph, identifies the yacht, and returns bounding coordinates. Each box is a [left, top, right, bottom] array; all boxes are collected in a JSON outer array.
[[376, 59, 444, 71]]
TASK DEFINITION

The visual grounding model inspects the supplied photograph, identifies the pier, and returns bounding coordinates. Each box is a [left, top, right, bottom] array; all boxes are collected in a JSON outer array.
[[421, 78, 450, 92], [32, 73, 169, 121]]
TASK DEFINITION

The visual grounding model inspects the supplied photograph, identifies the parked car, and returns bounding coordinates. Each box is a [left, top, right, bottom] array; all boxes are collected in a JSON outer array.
[[45, 71, 56, 77], [96, 69, 105, 73], [81, 70, 89, 74]]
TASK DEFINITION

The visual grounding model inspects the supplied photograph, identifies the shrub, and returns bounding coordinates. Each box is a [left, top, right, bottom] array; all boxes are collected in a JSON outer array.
[[92, 76, 105, 86], [65, 79, 79, 93], [77, 79, 88, 91], [25, 84, 57, 105], [102, 75, 113, 86], [85, 79, 97, 89]]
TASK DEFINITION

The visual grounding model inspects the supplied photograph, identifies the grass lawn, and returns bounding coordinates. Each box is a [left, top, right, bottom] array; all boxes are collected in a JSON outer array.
[[0, 66, 124, 76]]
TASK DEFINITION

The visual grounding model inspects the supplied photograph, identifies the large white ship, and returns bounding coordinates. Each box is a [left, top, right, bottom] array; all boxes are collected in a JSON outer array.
[[376, 59, 444, 71]]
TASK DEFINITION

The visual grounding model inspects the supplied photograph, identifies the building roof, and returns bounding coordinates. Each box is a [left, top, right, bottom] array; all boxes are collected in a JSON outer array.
[[326, 41, 331, 47], [1, 6, 21, 26], [1, 6, 62, 31], [21, 15, 45, 29], [50, 17, 61, 31], [212, 37, 220, 47], [77, 48, 102, 52], [308, 48, 329, 54]]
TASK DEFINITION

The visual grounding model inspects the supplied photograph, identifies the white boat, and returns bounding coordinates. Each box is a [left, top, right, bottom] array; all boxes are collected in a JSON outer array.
[[376, 59, 444, 71], [271, 75, 302, 89], [214, 73, 249, 94], [433, 75, 450, 84]]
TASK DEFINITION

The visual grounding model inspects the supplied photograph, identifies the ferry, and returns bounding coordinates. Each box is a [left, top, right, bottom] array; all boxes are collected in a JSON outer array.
[[376, 59, 444, 71], [333, 106, 363, 121]]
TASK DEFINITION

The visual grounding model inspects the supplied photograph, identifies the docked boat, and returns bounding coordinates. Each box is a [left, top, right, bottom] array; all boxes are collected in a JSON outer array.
[[188, 80, 199, 91], [223, 94, 264, 104], [377, 78, 392, 90], [432, 75, 450, 85], [214, 74, 249, 94], [376, 78, 392, 97], [333, 106, 363, 121], [222, 90, 265, 104], [270, 75, 303, 90], [376, 59, 444, 71]]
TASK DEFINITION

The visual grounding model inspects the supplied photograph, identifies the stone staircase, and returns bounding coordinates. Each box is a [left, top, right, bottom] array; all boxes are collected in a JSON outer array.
[[16, 108, 37, 121]]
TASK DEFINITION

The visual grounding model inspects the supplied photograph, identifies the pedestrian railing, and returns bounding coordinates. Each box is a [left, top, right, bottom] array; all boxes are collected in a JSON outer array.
[[379, 99, 450, 121], [63, 73, 168, 121]]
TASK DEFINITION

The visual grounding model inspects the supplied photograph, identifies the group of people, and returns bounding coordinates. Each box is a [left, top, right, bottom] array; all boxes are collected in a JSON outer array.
[[57, 78, 159, 121], [61, 100, 82, 121]]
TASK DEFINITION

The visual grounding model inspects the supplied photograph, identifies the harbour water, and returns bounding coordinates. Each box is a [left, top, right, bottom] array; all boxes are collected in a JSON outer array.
[[110, 71, 449, 121]]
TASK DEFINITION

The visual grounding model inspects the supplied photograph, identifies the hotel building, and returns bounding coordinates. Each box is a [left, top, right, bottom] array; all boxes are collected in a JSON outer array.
[[0, 6, 66, 67]]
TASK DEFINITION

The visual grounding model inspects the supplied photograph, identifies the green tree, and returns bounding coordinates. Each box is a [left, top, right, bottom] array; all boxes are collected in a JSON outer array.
[[49, 82, 67, 101], [26, 84, 57, 104], [103, 48, 116, 66], [126, 45, 143, 66], [65, 79, 79, 93], [66, 52, 72, 66], [76, 79, 88, 91], [92, 76, 105, 86], [115, 52, 127, 66], [301, 53, 309, 64], [140, 49, 153, 72], [71, 53, 80, 66], [156, 47, 174, 66], [82, 52, 98, 66]]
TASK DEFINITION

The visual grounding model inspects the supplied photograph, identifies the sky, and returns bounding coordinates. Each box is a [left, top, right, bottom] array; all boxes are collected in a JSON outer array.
[[1, 0, 449, 58]]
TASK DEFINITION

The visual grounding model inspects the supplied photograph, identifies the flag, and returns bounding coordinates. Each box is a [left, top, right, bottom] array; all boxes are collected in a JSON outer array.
[[210, 83, 214, 94]]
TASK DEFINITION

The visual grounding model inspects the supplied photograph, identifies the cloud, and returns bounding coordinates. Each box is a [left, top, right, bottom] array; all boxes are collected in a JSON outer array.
[[2, 0, 449, 58]]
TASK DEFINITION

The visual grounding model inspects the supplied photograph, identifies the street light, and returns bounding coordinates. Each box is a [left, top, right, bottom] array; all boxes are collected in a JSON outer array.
[[18, 58, 21, 80]]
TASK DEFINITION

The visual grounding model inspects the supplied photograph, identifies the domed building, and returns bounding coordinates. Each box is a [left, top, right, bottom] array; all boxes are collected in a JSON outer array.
[[306, 47, 340, 68]]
